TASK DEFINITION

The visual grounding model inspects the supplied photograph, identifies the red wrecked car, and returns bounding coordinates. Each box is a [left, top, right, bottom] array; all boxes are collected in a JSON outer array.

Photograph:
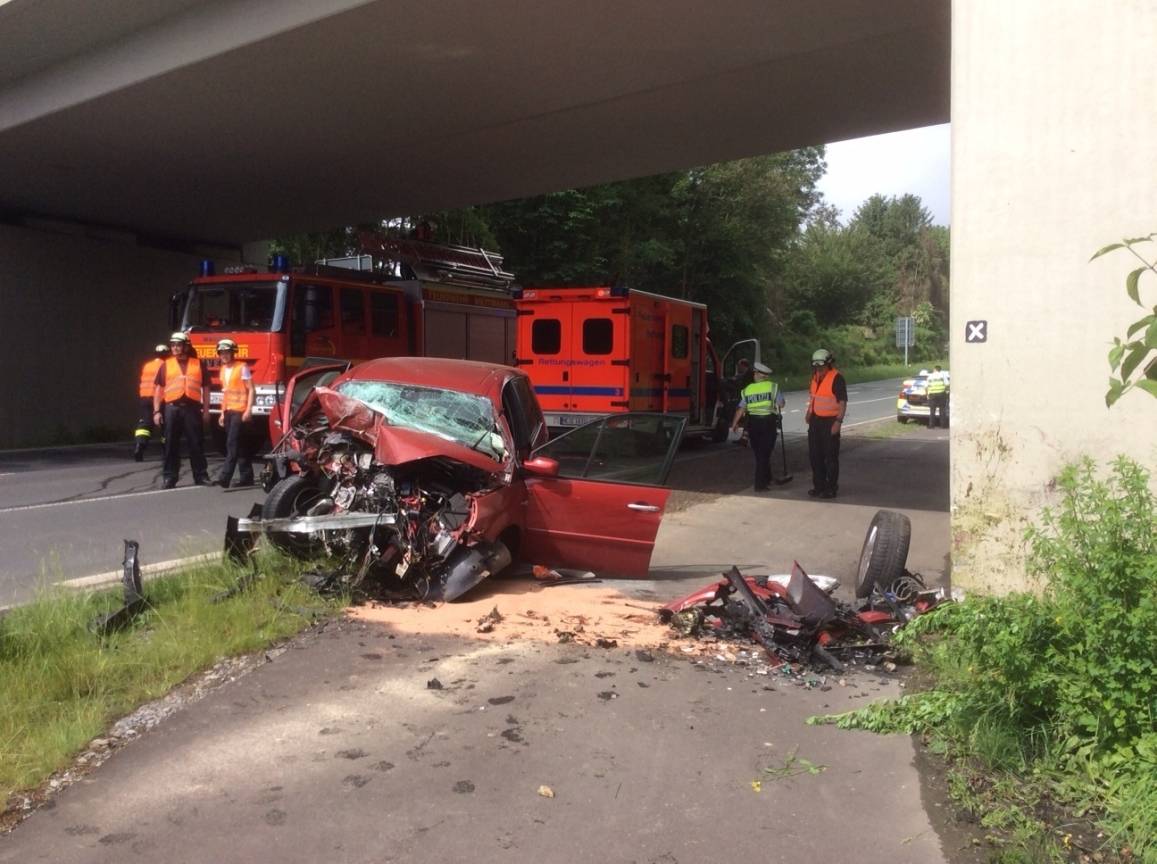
[[234, 357, 685, 601]]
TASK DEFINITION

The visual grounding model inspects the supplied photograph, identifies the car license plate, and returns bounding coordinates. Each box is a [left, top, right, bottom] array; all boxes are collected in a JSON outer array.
[[558, 414, 585, 427]]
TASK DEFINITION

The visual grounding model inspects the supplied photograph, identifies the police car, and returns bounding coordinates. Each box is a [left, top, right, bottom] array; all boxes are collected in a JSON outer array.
[[896, 369, 950, 424]]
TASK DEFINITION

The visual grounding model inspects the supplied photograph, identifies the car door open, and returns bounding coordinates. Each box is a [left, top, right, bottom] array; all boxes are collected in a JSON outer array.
[[519, 413, 686, 576]]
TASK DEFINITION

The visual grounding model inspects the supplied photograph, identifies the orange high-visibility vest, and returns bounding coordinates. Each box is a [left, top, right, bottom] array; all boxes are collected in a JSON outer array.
[[162, 357, 203, 404], [220, 363, 249, 412], [138, 358, 163, 398], [809, 368, 841, 418]]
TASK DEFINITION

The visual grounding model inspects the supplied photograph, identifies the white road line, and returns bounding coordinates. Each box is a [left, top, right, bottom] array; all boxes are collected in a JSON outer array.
[[0, 485, 204, 515], [848, 396, 896, 406], [60, 552, 221, 591]]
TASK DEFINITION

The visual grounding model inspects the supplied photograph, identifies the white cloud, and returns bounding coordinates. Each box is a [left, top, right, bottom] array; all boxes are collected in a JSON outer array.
[[816, 123, 950, 226]]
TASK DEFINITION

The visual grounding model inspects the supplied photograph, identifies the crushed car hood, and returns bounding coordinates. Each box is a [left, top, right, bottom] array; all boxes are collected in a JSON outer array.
[[302, 387, 509, 475]]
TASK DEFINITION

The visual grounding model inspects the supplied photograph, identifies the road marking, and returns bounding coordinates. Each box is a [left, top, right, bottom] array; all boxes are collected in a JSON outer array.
[[0, 485, 205, 515], [59, 552, 221, 591], [848, 396, 895, 406]]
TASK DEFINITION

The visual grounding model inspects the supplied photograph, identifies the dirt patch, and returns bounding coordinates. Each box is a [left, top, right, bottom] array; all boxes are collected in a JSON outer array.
[[350, 580, 673, 650]]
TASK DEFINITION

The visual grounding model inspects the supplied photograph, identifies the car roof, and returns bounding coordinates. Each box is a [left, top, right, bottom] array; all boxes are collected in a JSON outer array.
[[338, 356, 522, 400]]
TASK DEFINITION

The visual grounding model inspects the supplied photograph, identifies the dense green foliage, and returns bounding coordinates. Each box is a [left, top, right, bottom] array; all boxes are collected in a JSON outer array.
[[813, 457, 1157, 861], [276, 153, 950, 379], [1095, 233, 1157, 405]]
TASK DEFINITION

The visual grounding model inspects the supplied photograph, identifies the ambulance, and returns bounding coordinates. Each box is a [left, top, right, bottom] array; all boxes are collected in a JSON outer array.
[[513, 285, 759, 438]]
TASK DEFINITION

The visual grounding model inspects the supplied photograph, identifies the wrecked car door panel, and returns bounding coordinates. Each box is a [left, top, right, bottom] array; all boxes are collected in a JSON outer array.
[[275, 362, 350, 435], [519, 477, 671, 577], [519, 413, 685, 576]]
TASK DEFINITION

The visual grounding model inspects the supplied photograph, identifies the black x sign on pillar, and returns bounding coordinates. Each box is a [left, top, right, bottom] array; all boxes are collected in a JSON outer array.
[[965, 320, 987, 343]]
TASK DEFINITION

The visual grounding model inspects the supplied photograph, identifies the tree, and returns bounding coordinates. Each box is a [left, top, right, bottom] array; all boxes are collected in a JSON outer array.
[[1094, 233, 1157, 405]]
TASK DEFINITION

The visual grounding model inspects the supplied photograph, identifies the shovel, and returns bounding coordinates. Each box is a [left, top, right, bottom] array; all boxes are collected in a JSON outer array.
[[774, 414, 793, 484]]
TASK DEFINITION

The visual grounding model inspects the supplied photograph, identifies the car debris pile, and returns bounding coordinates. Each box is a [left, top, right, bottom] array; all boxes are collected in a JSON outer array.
[[659, 510, 946, 673]]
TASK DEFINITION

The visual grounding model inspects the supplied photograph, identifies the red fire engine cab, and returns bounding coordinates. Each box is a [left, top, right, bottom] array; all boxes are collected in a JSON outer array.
[[514, 285, 759, 439], [170, 239, 517, 448]]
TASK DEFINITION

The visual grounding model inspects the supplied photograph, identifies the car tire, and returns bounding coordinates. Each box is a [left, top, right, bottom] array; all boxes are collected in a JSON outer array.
[[262, 474, 329, 557], [897, 415, 909, 424], [854, 509, 912, 599]]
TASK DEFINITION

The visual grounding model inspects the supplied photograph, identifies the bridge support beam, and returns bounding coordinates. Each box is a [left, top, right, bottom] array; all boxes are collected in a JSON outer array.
[[949, 1, 1157, 592]]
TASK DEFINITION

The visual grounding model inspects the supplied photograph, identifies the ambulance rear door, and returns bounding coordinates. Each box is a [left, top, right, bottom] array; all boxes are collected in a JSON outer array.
[[628, 293, 666, 412], [516, 298, 574, 425], [567, 299, 628, 425]]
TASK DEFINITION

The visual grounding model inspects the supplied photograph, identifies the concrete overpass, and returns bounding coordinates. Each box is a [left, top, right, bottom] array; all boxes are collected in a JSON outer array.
[[0, 0, 1153, 591]]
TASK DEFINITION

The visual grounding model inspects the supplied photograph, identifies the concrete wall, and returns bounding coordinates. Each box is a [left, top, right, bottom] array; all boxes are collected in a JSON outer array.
[[0, 223, 238, 449], [950, 1, 1157, 592]]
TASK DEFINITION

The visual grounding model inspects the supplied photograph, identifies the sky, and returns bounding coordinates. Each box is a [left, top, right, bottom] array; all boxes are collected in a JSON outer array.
[[816, 123, 951, 226]]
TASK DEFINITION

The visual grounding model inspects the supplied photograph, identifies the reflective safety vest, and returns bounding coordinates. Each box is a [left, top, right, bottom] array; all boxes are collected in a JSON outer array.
[[927, 373, 947, 395], [220, 362, 249, 412], [162, 357, 203, 404], [809, 368, 841, 418], [139, 358, 163, 398], [741, 380, 779, 417]]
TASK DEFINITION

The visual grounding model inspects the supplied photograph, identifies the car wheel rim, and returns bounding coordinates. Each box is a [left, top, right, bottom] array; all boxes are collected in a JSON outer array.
[[857, 525, 878, 591]]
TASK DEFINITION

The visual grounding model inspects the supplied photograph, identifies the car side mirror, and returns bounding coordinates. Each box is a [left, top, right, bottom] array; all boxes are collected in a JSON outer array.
[[522, 455, 560, 478]]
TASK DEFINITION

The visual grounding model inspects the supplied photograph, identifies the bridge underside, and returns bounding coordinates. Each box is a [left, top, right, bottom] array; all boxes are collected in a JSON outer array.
[[0, 0, 949, 246]]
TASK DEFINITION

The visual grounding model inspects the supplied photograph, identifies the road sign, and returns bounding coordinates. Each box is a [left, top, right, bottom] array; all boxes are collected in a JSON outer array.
[[894, 316, 915, 348], [966, 320, 988, 343]]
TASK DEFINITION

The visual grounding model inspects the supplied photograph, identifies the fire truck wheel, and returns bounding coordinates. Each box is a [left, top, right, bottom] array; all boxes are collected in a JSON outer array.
[[262, 475, 328, 557], [854, 509, 911, 599]]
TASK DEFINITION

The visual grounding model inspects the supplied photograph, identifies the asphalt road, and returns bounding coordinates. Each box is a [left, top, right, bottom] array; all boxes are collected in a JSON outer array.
[[0, 379, 906, 607]]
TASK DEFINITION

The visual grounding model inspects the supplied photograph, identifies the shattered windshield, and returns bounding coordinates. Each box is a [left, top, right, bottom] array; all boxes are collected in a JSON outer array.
[[335, 379, 503, 459]]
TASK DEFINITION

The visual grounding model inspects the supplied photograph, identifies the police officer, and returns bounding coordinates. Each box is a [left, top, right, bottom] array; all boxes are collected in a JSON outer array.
[[805, 348, 847, 499], [927, 365, 949, 428], [153, 332, 210, 489], [134, 344, 168, 461], [731, 361, 785, 491], [214, 338, 256, 488]]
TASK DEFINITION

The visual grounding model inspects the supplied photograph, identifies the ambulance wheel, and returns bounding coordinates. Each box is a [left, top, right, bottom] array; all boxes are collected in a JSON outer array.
[[854, 510, 911, 599]]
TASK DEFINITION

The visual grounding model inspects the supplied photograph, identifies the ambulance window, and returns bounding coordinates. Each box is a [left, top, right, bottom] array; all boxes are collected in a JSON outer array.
[[582, 318, 613, 355], [341, 288, 365, 329], [532, 319, 561, 354], [671, 325, 689, 359], [371, 292, 399, 337]]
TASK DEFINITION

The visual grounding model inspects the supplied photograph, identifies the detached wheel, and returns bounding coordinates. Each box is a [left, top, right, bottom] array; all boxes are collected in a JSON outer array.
[[854, 509, 912, 598], [262, 474, 328, 556]]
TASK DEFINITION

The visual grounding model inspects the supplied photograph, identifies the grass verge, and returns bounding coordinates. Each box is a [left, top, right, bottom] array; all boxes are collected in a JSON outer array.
[[0, 550, 342, 801], [810, 456, 1157, 863]]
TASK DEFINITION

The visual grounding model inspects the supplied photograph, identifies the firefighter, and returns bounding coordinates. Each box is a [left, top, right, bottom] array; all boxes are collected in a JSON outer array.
[[805, 348, 847, 499], [153, 332, 210, 489], [927, 365, 949, 428], [214, 338, 256, 488], [731, 361, 785, 491], [134, 344, 168, 461]]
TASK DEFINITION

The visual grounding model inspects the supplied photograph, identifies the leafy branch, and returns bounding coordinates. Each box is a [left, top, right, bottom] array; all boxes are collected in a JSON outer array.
[[1092, 233, 1157, 406]]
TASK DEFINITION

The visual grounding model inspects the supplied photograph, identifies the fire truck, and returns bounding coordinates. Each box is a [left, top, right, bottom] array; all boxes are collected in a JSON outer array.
[[513, 285, 760, 439], [169, 238, 517, 448]]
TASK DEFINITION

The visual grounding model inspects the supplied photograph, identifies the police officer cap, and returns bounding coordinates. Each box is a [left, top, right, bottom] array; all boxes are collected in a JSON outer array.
[[752, 362, 772, 375]]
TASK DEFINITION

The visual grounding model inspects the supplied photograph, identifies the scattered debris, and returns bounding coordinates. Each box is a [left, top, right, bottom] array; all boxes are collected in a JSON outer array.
[[595, 638, 618, 649], [537, 785, 555, 799], [89, 540, 147, 635], [635, 649, 655, 663], [426, 678, 444, 690], [476, 606, 503, 633], [763, 747, 826, 780], [453, 780, 475, 794], [659, 563, 944, 674]]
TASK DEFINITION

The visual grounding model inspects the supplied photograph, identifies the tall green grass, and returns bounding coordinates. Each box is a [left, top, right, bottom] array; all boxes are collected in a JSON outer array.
[[0, 552, 340, 798]]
